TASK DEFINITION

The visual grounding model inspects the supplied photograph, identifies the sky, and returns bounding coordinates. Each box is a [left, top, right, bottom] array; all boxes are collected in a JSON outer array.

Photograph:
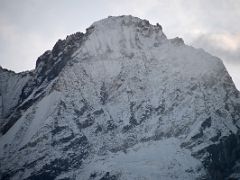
[[0, 0, 239, 89]]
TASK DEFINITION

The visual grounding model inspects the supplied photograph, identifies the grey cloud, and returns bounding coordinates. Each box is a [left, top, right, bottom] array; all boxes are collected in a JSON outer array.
[[190, 33, 240, 89], [0, 0, 111, 72], [191, 33, 240, 64]]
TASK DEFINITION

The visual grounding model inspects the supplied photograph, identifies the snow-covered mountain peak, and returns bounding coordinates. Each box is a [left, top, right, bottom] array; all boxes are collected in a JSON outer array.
[[75, 15, 167, 58], [91, 15, 163, 33], [0, 16, 240, 180]]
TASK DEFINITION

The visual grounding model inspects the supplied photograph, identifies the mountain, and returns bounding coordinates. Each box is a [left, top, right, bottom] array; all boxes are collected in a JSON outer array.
[[0, 15, 240, 180]]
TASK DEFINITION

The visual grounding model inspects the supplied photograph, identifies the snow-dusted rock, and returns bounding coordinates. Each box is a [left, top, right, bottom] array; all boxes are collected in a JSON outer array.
[[0, 67, 33, 135], [0, 15, 240, 180]]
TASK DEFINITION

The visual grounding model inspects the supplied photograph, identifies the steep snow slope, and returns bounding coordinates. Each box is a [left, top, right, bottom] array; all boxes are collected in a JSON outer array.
[[0, 32, 84, 136], [0, 67, 31, 118], [0, 16, 240, 180], [0, 67, 32, 133]]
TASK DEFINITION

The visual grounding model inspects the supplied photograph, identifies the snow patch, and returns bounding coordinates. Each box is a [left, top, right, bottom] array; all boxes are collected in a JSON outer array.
[[80, 138, 205, 180]]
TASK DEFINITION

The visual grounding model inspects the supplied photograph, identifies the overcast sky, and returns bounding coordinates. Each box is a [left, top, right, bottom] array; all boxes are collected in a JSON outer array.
[[0, 0, 239, 89]]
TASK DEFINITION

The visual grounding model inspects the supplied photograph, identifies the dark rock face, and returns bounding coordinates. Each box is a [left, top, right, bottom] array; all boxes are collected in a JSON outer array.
[[202, 132, 240, 180], [99, 172, 119, 180]]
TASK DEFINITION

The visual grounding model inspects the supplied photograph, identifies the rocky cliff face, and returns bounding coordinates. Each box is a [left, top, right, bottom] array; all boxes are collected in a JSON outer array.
[[0, 15, 240, 180]]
